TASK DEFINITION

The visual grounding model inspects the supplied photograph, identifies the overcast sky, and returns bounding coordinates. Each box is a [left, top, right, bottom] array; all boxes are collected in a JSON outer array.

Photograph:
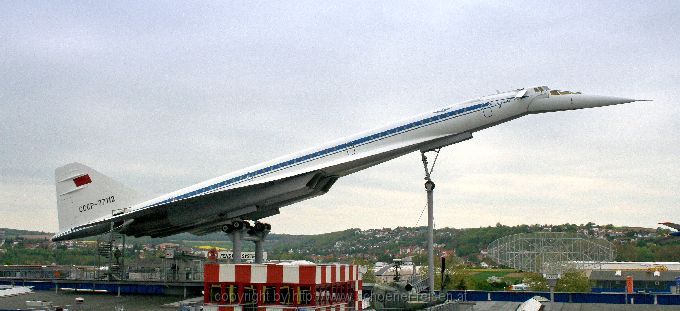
[[1, 1, 679, 234]]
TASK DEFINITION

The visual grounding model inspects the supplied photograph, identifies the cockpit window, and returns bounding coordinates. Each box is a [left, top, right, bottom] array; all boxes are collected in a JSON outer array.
[[550, 89, 582, 96]]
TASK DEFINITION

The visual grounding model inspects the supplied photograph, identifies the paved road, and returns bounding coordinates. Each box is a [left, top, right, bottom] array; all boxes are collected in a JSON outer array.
[[473, 301, 680, 311], [0, 291, 179, 310]]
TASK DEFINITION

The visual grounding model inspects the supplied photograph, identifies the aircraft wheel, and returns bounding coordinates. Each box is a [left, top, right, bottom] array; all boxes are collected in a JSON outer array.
[[232, 220, 243, 230], [221, 224, 233, 233], [255, 222, 265, 231]]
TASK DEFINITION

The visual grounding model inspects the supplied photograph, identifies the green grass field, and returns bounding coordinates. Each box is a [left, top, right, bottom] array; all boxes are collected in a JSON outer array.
[[468, 269, 527, 284]]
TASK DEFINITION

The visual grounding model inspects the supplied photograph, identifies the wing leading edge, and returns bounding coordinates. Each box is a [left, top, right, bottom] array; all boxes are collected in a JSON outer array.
[[53, 130, 472, 241]]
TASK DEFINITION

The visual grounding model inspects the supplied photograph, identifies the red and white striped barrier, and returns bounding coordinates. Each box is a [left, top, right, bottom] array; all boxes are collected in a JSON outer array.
[[204, 263, 362, 311], [205, 263, 360, 284]]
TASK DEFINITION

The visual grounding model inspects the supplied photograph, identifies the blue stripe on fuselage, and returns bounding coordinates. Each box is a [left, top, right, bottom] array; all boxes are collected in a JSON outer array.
[[145, 101, 499, 208]]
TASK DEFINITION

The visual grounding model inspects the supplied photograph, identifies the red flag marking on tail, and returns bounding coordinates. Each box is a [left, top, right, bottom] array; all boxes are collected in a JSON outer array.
[[73, 175, 92, 187]]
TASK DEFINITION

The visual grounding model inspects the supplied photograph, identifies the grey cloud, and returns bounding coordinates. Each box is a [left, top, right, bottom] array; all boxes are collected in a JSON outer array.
[[1, 1, 679, 233]]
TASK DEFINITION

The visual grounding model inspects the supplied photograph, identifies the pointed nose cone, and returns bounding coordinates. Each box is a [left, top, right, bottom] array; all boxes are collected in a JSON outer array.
[[576, 95, 647, 109], [528, 94, 650, 113]]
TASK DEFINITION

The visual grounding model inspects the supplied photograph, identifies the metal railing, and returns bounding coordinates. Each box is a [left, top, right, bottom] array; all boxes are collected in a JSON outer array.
[[0, 261, 204, 283]]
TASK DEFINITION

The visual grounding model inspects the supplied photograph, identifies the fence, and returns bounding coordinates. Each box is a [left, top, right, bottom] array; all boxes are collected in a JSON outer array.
[[0, 279, 169, 295], [0, 261, 204, 282]]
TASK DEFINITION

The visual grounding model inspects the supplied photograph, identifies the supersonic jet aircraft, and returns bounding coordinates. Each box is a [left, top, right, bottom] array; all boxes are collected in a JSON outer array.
[[53, 86, 647, 241], [659, 222, 680, 237]]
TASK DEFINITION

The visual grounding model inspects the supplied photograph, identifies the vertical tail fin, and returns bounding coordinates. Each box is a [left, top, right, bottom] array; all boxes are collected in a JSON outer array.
[[55, 163, 141, 232]]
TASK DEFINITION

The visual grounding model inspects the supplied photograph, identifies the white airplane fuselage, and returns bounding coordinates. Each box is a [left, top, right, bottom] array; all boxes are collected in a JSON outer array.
[[130, 92, 516, 212], [52, 86, 643, 241]]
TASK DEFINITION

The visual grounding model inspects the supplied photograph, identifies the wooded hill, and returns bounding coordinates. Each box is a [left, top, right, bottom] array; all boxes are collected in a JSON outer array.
[[2, 223, 678, 265]]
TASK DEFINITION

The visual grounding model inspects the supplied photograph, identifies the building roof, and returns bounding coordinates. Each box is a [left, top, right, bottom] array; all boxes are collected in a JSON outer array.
[[590, 270, 680, 282]]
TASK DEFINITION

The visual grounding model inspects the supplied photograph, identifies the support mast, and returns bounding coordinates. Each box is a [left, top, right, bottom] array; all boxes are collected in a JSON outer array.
[[421, 150, 440, 296]]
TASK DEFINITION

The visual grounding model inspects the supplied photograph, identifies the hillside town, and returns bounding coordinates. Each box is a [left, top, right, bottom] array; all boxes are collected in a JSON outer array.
[[2, 223, 678, 267]]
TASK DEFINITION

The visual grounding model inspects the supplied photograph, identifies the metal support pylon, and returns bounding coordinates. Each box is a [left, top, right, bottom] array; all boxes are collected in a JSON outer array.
[[97, 221, 125, 281], [232, 229, 243, 263], [421, 149, 440, 296]]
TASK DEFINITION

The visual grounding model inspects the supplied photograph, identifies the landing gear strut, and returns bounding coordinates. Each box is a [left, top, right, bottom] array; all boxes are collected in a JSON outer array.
[[221, 220, 271, 263]]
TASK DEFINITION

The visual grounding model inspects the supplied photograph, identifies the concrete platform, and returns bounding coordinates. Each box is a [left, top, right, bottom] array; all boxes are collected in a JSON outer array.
[[473, 301, 680, 310], [0, 291, 178, 310], [0, 278, 203, 297]]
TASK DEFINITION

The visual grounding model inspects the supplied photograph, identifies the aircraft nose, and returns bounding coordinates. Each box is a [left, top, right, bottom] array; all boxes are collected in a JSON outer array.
[[574, 95, 648, 109], [527, 94, 650, 113]]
